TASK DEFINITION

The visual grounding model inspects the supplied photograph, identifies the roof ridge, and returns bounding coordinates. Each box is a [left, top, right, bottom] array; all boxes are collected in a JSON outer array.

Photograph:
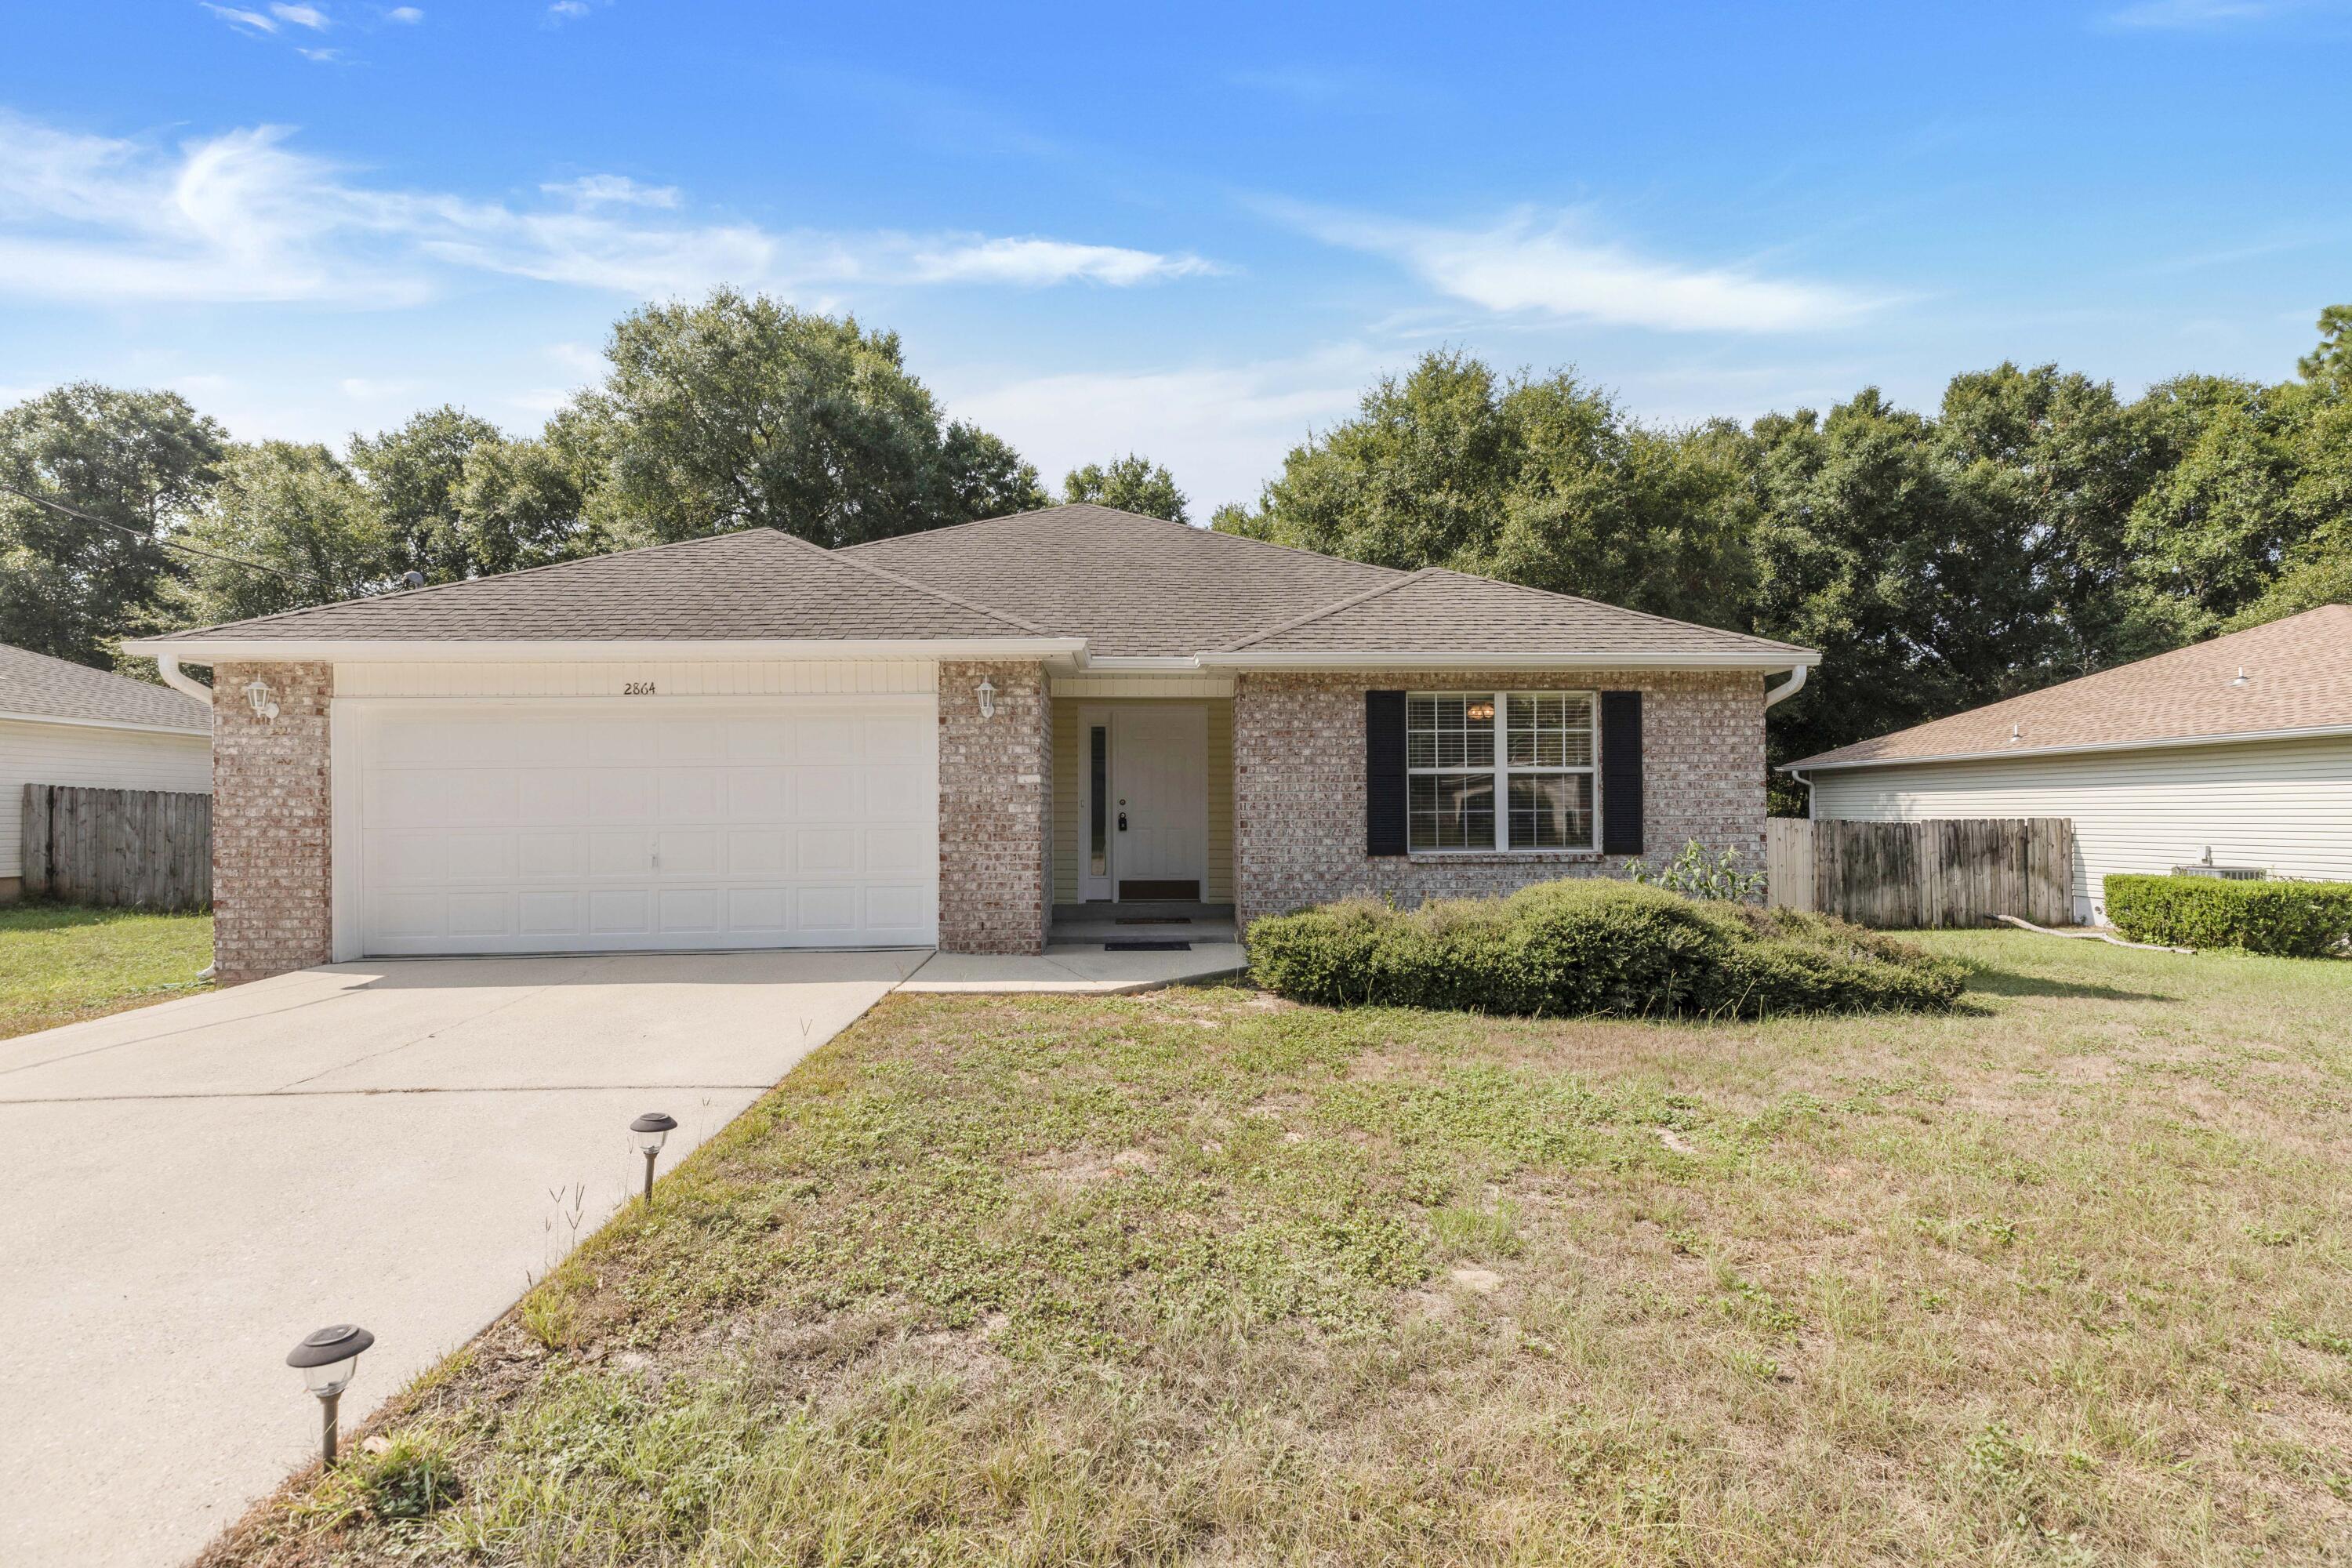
[[760, 526, 1053, 635], [844, 505, 1417, 585], [1214, 568, 1435, 652], [151, 528, 782, 642], [1421, 565, 1812, 654]]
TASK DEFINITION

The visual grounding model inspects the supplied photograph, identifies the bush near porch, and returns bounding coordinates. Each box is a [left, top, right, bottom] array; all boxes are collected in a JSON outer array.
[[2106, 873, 2352, 958], [1245, 880, 1964, 1017]]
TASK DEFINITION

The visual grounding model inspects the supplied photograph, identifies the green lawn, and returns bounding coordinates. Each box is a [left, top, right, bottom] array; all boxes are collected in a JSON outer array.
[[0, 904, 213, 1040], [207, 932, 2350, 1566]]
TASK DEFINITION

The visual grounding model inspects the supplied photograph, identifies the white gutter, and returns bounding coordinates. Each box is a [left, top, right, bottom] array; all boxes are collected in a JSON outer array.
[[1195, 649, 1822, 671], [1763, 663, 1808, 708], [123, 636, 1090, 664], [1781, 719, 2352, 773], [0, 707, 209, 737], [154, 654, 214, 705]]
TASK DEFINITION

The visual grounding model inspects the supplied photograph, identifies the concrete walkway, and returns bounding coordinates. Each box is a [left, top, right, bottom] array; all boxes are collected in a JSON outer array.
[[902, 940, 1247, 993], [0, 951, 919, 1568]]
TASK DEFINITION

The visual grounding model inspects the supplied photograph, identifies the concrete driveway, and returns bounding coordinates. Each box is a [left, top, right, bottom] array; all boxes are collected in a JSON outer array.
[[0, 951, 921, 1568]]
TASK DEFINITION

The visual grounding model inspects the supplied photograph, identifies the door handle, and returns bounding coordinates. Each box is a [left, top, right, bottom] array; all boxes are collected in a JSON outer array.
[[1117, 813, 1128, 832]]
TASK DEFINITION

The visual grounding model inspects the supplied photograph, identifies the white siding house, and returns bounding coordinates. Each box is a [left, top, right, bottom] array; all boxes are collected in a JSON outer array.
[[1806, 735, 2352, 924], [0, 645, 212, 898], [1786, 606, 2352, 925]]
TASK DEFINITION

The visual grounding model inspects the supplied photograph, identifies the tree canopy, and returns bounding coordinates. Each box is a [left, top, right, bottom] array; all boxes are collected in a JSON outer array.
[[1062, 453, 1189, 522]]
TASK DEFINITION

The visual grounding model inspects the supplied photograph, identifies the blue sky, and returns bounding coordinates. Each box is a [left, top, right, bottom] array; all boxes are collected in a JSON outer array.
[[2, 1, 2347, 511]]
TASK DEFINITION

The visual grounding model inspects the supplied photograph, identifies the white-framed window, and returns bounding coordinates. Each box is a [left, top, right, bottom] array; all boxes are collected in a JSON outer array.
[[1406, 691, 1596, 852]]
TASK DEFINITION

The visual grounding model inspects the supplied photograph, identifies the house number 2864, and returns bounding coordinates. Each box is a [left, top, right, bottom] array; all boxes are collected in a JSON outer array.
[[622, 681, 657, 695]]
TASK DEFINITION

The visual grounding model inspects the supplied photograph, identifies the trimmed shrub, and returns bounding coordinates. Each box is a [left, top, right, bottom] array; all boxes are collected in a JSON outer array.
[[2105, 873, 2352, 957], [1246, 879, 1964, 1018]]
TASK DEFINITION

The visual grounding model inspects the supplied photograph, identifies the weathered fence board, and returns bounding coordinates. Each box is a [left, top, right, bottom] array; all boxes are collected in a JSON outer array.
[[19, 784, 211, 909], [1768, 816, 2073, 929]]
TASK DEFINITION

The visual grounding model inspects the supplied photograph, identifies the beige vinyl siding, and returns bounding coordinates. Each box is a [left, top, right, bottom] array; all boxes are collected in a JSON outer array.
[[1806, 732, 2352, 921], [1051, 699, 1233, 905], [335, 659, 937, 698], [0, 717, 212, 880]]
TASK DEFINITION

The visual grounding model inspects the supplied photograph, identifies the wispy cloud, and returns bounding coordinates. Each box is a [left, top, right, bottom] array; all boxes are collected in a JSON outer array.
[[904, 236, 1221, 287], [0, 112, 1223, 308], [546, 0, 590, 21], [201, 3, 279, 32], [385, 5, 423, 20], [541, 173, 680, 209], [943, 342, 1381, 511], [1276, 202, 1880, 333], [2098, 0, 2288, 27], [271, 2, 329, 27]]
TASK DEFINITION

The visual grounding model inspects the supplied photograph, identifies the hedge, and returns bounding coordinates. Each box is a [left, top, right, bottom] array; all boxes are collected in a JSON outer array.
[[1245, 879, 1965, 1018], [2104, 873, 2352, 957]]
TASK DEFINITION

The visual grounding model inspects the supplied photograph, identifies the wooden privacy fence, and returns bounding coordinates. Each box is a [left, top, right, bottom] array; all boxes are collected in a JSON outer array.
[[1767, 817, 2074, 929], [20, 784, 212, 910]]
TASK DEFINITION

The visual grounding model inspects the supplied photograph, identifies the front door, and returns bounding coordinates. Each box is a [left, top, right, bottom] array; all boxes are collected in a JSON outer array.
[[1109, 706, 1207, 899]]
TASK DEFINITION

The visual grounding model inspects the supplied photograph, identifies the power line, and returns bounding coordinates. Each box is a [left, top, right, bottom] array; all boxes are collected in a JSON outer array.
[[0, 480, 332, 589]]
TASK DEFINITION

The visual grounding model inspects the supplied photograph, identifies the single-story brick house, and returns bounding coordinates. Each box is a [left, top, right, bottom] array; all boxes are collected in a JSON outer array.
[[0, 641, 212, 902], [125, 505, 1817, 983]]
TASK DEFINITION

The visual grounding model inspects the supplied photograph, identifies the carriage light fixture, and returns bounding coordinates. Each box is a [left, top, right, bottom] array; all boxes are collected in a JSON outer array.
[[976, 677, 996, 719], [242, 677, 280, 723]]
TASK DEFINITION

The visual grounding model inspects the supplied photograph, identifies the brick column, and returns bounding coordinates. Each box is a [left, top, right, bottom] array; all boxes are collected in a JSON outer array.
[[937, 660, 1050, 954], [211, 661, 334, 984]]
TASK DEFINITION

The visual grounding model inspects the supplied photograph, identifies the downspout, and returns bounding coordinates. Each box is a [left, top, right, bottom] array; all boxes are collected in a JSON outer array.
[[1766, 666, 1813, 821], [156, 653, 214, 705]]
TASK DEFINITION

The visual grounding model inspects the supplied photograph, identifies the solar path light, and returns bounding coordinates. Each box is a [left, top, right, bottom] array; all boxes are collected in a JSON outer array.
[[631, 1112, 678, 1203], [286, 1323, 373, 1467]]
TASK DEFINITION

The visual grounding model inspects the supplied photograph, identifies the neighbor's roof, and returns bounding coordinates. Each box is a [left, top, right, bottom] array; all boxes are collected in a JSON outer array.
[[140, 528, 1049, 644], [134, 505, 1816, 668], [0, 642, 211, 732], [1788, 605, 2352, 771], [1204, 566, 1814, 664], [843, 504, 1402, 657]]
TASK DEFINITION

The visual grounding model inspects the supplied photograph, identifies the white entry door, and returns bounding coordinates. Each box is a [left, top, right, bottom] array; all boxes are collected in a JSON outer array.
[[345, 697, 938, 955], [1110, 706, 1207, 896]]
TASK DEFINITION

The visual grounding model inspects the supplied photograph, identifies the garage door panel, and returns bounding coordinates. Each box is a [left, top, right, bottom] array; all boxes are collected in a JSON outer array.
[[727, 770, 792, 820], [357, 699, 937, 954], [659, 771, 720, 821], [518, 772, 589, 822]]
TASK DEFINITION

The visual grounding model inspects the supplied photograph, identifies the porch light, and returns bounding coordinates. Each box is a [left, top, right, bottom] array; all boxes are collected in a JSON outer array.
[[976, 677, 996, 719], [286, 1323, 373, 1467], [242, 677, 280, 723], [630, 1111, 678, 1203]]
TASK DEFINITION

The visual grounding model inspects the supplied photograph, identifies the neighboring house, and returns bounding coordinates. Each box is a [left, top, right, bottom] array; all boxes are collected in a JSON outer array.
[[1784, 605, 2352, 924], [122, 505, 1816, 983], [0, 642, 213, 901]]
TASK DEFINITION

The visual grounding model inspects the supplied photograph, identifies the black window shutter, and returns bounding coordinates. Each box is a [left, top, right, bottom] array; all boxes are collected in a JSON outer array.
[[1366, 690, 1407, 856], [1599, 690, 1644, 855]]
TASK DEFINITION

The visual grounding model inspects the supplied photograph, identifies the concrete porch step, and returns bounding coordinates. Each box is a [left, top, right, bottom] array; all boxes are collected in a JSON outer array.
[[1051, 899, 1234, 924], [1049, 918, 1240, 946]]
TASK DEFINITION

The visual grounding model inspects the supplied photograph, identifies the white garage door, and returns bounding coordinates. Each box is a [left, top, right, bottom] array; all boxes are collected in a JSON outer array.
[[350, 698, 938, 954]]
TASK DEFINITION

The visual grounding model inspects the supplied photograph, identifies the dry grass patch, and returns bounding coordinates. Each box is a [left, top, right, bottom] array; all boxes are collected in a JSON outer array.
[[202, 932, 2352, 1566]]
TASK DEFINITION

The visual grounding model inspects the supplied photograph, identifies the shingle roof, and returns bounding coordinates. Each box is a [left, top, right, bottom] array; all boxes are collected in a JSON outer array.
[[1789, 605, 2352, 769], [146, 528, 1047, 644], [0, 643, 211, 731], [137, 503, 1817, 668], [843, 505, 1403, 657], [1211, 566, 1815, 661]]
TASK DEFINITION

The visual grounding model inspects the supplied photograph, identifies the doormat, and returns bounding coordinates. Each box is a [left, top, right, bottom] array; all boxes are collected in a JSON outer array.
[[1115, 916, 1192, 924], [1105, 940, 1192, 952]]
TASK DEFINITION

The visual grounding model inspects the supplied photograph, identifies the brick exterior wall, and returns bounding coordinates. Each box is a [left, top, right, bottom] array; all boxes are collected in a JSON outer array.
[[1232, 669, 1766, 926], [211, 661, 335, 984], [937, 660, 1051, 954]]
